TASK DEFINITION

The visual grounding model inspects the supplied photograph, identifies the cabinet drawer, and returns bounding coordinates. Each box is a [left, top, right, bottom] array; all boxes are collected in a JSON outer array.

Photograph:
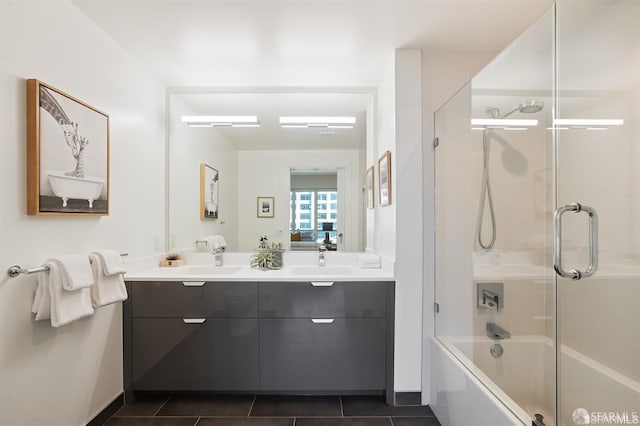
[[259, 281, 387, 318], [132, 318, 258, 391], [259, 318, 386, 391], [131, 281, 258, 318]]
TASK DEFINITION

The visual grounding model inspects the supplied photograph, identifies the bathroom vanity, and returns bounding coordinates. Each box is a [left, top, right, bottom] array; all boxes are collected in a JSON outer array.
[[123, 259, 395, 399]]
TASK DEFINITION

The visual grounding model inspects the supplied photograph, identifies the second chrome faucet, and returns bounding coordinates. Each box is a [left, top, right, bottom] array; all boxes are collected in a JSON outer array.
[[318, 247, 326, 266]]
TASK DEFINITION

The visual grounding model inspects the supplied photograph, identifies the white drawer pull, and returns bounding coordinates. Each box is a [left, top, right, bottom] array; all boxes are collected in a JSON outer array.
[[311, 318, 335, 324], [182, 281, 205, 287], [310, 281, 334, 287], [183, 318, 206, 324]]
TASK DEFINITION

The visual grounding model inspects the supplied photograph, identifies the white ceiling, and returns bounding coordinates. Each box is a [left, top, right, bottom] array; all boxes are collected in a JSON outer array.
[[72, 0, 553, 150]]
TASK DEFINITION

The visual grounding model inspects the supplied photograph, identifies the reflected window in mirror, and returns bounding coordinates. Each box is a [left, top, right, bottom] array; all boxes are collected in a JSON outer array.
[[290, 190, 338, 251]]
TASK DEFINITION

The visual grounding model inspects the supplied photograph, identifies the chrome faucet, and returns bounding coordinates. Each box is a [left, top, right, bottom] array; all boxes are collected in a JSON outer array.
[[212, 247, 225, 266], [318, 247, 326, 267], [486, 322, 511, 340]]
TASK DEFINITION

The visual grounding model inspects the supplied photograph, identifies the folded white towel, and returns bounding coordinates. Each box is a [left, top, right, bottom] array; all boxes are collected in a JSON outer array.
[[89, 253, 128, 307], [358, 253, 381, 269], [93, 249, 126, 275], [215, 235, 227, 248], [33, 261, 94, 327], [206, 235, 219, 252], [32, 267, 51, 321], [52, 255, 94, 290]]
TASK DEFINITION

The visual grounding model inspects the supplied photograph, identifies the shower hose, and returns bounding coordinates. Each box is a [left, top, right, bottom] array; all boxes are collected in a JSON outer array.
[[477, 129, 496, 249]]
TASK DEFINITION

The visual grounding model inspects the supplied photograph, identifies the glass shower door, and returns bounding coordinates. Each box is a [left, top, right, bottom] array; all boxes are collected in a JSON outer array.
[[434, 7, 556, 425], [555, 1, 640, 424]]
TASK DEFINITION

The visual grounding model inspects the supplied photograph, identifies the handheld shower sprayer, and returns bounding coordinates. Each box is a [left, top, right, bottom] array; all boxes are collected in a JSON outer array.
[[476, 99, 544, 250]]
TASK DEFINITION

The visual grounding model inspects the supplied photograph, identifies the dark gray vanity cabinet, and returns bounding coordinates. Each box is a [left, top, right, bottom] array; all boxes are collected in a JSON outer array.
[[258, 281, 389, 392], [124, 280, 394, 395], [127, 281, 259, 391]]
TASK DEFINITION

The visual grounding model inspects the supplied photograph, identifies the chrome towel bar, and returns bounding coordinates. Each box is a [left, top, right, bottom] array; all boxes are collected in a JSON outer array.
[[6, 253, 128, 278]]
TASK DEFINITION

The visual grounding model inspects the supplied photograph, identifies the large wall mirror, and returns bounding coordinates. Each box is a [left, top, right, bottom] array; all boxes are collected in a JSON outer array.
[[168, 89, 375, 252]]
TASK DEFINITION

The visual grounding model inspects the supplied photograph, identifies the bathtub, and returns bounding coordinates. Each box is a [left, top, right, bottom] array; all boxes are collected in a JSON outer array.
[[431, 336, 639, 426], [47, 170, 105, 208]]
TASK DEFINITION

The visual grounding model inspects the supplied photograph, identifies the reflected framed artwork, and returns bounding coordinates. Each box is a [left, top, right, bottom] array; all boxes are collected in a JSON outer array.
[[27, 79, 110, 215], [378, 150, 392, 206], [366, 165, 375, 209], [200, 163, 219, 219], [257, 196, 274, 218]]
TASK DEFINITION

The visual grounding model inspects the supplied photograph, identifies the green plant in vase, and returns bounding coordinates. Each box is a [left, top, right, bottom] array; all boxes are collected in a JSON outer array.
[[250, 249, 272, 270], [250, 235, 284, 270]]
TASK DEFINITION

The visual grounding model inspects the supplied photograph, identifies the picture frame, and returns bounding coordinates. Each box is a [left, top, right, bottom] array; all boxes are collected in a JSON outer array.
[[27, 79, 110, 215], [378, 151, 392, 206], [200, 163, 219, 219], [366, 165, 375, 209], [257, 196, 274, 218]]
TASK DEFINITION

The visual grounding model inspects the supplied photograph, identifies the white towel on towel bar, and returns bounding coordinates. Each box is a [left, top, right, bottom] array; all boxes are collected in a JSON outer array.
[[33, 260, 94, 327], [93, 249, 126, 276], [32, 266, 51, 321], [52, 255, 94, 290], [89, 253, 128, 307]]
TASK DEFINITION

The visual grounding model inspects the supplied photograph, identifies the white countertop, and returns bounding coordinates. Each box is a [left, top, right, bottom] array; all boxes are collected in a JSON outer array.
[[124, 251, 395, 282]]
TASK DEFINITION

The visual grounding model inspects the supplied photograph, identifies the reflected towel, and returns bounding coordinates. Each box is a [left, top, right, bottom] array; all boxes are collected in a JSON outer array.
[[206, 235, 219, 251], [215, 235, 227, 248], [52, 255, 94, 290], [358, 253, 381, 269], [206, 235, 227, 252], [89, 253, 128, 307]]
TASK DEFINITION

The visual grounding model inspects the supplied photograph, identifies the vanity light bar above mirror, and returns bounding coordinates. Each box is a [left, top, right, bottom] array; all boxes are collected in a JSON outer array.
[[279, 116, 356, 129], [181, 115, 260, 127]]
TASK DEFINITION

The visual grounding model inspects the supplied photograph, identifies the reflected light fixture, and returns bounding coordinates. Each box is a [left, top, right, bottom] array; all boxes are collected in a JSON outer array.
[[554, 118, 624, 126], [471, 118, 539, 128], [181, 115, 260, 127], [280, 116, 356, 128], [547, 118, 624, 131]]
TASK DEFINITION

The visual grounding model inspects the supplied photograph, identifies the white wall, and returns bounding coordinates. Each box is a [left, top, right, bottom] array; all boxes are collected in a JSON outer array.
[[169, 97, 239, 250], [365, 99, 376, 251], [238, 149, 362, 251], [0, 1, 165, 425], [375, 56, 397, 261], [393, 49, 424, 392], [380, 49, 490, 396]]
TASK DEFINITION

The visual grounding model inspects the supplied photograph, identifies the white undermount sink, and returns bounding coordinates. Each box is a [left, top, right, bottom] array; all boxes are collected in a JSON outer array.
[[178, 265, 243, 275], [290, 266, 354, 275]]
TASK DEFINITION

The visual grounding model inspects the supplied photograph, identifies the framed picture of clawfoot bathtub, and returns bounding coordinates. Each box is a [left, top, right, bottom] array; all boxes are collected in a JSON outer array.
[[200, 163, 219, 220], [27, 79, 110, 216]]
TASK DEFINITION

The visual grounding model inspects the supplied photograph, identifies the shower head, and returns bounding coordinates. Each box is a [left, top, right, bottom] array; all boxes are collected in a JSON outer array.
[[517, 99, 544, 114], [488, 99, 545, 119]]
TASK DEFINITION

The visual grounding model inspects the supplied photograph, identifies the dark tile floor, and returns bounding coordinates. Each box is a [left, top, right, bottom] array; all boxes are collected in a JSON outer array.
[[104, 395, 441, 426]]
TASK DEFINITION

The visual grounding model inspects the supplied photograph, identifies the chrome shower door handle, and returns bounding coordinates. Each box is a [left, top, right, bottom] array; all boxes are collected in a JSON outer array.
[[553, 203, 598, 280]]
